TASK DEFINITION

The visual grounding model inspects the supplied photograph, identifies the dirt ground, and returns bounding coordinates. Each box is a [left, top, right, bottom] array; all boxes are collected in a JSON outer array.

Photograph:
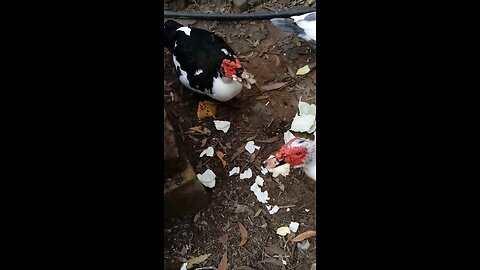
[[164, 1, 317, 269]]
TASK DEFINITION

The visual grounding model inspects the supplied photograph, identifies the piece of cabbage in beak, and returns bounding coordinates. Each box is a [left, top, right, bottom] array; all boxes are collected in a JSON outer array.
[[241, 70, 256, 89]]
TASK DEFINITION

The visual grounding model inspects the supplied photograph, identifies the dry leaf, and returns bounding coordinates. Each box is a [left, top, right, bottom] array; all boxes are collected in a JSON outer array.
[[287, 65, 296, 78], [275, 55, 280, 66], [238, 222, 248, 246], [291, 230, 317, 242], [261, 82, 287, 91], [218, 252, 228, 270], [186, 253, 211, 269], [296, 64, 311, 75], [218, 234, 228, 245], [264, 245, 287, 256], [258, 258, 284, 266], [186, 126, 203, 134], [197, 100, 217, 120], [216, 151, 227, 167], [255, 95, 269, 100]]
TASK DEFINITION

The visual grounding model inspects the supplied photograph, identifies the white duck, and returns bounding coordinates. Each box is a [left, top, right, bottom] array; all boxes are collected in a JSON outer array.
[[262, 137, 316, 181], [270, 12, 316, 48]]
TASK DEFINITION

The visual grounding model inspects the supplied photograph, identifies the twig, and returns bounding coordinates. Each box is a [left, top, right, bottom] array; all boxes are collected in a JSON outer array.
[[277, 205, 296, 209], [266, 118, 274, 129], [241, 245, 255, 257], [193, 267, 217, 270]]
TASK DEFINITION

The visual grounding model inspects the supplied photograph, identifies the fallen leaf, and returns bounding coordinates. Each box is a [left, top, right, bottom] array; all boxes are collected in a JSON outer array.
[[296, 64, 311, 75], [234, 204, 254, 215], [255, 95, 269, 100], [291, 230, 317, 242], [260, 82, 287, 91], [258, 258, 284, 266], [264, 244, 287, 256], [287, 65, 296, 78], [218, 234, 228, 245], [216, 151, 227, 167], [238, 222, 248, 246], [218, 252, 228, 270], [186, 253, 211, 269], [186, 126, 204, 134], [197, 100, 217, 120], [253, 208, 262, 217]]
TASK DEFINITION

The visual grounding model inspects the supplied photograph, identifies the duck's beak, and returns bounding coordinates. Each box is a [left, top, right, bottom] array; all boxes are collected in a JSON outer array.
[[262, 156, 286, 169]]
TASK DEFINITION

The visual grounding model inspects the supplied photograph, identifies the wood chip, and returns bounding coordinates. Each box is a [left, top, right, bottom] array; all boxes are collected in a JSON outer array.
[[260, 82, 287, 91], [256, 136, 281, 143], [238, 222, 248, 246], [291, 230, 317, 242]]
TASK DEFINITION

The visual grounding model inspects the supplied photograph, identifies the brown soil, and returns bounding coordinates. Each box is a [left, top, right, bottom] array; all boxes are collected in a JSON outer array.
[[164, 1, 316, 269]]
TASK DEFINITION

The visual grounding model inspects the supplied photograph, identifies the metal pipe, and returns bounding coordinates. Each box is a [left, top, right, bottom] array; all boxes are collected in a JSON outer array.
[[164, 8, 316, 20]]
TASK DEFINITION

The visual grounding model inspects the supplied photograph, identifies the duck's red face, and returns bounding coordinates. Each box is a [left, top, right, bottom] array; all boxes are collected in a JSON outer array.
[[221, 58, 243, 79], [275, 144, 307, 166], [221, 57, 254, 89], [262, 138, 309, 169]]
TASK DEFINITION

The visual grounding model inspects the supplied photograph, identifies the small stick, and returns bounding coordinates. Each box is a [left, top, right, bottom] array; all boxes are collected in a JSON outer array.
[[277, 205, 296, 209]]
